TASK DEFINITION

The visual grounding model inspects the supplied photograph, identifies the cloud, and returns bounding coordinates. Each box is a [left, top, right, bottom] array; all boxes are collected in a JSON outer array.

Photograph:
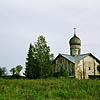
[[0, 0, 100, 74]]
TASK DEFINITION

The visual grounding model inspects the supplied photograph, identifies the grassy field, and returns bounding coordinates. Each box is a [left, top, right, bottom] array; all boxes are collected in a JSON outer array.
[[0, 77, 100, 100]]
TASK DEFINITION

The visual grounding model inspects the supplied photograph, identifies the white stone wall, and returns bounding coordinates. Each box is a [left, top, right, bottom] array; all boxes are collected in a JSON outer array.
[[53, 56, 74, 76], [75, 55, 100, 79], [70, 45, 81, 56]]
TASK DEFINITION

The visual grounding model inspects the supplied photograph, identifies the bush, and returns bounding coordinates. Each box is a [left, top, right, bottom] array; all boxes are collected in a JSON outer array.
[[60, 67, 68, 77], [53, 67, 68, 77]]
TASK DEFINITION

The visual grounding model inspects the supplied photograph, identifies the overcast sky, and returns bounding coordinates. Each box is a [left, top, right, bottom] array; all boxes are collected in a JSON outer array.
[[0, 0, 100, 74]]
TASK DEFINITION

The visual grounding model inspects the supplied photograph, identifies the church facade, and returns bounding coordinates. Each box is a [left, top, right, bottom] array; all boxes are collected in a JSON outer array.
[[53, 29, 100, 79]]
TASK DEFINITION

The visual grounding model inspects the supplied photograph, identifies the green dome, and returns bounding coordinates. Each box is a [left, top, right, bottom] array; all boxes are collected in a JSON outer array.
[[69, 34, 81, 45]]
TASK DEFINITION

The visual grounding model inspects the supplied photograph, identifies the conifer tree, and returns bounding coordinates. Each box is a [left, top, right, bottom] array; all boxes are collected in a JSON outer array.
[[24, 43, 35, 78]]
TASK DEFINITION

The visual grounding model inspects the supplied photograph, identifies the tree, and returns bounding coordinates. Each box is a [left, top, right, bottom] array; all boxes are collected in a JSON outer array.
[[24, 43, 36, 79], [10, 68, 16, 76], [0, 67, 7, 77], [10, 65, 23, 77], [24, 35, 54, 79], [35, 35, 54, 78], [16, 65, 23, 76]]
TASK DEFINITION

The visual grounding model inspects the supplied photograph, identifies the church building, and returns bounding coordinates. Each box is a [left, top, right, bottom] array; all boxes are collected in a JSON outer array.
[[53, 28, 100, 79]]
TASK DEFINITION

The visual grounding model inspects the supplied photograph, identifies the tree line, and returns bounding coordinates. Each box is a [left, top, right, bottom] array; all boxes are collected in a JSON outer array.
[[0, 35, 54, 79], [0, 35, 72, 79], [1, 35, 100, 79], [0, 65, 23, 78]]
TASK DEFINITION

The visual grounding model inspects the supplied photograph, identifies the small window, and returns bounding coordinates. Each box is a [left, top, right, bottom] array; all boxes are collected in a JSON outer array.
[[89, 67, 91, 70]]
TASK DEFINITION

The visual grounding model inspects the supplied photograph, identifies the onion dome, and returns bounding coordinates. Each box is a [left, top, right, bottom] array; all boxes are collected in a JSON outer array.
[[69, 29, 81, 45]]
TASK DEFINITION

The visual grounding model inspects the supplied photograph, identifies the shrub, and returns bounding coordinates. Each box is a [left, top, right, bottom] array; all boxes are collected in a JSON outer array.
[[60, 67, 68, 77], [53, 67, 68, 77]]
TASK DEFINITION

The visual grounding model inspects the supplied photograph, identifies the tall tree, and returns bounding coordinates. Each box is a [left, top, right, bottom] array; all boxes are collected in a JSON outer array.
[[35, 35, 54, 78], [24, 43, 36, 78], [24, 35, 54, 79]]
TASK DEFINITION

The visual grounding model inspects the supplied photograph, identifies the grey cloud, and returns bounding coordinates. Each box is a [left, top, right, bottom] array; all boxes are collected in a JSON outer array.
[[0, 0, 100, 74]]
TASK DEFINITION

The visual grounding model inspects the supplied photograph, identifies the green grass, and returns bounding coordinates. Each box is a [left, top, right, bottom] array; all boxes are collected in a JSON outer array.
[[0, 77, 100, 100]]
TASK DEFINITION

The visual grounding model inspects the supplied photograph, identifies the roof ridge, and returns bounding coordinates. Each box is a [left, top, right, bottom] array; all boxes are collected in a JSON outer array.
[[60, 53, 71, 56], [80, 53, 91, 56]]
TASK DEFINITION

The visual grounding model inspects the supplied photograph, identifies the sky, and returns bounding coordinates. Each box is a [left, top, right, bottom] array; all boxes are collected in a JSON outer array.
[[0, 0, 100, 75]]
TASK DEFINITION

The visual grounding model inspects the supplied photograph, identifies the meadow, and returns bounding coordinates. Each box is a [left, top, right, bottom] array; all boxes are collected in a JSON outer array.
[[0, 77, 100, 100]]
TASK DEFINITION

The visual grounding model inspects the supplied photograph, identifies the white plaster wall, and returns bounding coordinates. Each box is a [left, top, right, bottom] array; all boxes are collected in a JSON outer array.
[[54, 56, 74, 76], [75, 55, 100, 79]]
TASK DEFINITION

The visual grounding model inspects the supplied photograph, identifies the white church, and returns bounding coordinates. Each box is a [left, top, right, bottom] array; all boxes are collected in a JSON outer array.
[[53, 28, 100, 79]]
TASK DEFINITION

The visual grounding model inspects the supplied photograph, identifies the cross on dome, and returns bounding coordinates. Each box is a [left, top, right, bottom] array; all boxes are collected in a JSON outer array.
[[74, 28, 76, 36]]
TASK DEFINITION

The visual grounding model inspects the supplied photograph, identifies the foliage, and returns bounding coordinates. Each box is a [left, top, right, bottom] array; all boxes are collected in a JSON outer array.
[[16, 65, 23, 76], [24, 43, 35, 79], [60, 67, 69, 77], [24, 35, 54, 79], [0, 67, 7, 77], [97, 65, 100, 73], [0, 78, 100, 100], [10, 68, 16, 76], [53, 67, 68, 77], [10, 65, 23, 77]]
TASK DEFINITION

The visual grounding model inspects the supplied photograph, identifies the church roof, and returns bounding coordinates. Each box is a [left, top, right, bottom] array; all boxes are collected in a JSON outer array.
[[61, 53, 89, 63], [55, 53, 100, 64]]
